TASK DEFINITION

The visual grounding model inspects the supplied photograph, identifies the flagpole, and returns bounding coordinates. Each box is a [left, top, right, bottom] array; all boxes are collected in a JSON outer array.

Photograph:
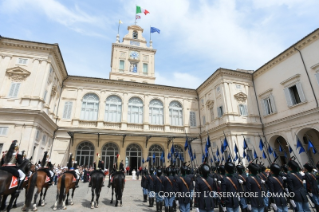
[[295, 133, 312, 166], [257, 134, 272, 164], [223, 131, 234, 161], [150, 25, 151, 42], [205, 132, 212, 164], [118, 19, 120, 34], [278, 139, 302, 167], [305, 133, 315, 165], [135, 5, 137, 25]]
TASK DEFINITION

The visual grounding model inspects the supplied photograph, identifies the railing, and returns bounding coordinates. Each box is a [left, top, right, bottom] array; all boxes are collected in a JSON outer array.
[[170, 126, 184, 133], [104, 122, 121, 130], [149, 125, 164, 131], [79, 120, 97, 127], [127, 123, 143, 130]]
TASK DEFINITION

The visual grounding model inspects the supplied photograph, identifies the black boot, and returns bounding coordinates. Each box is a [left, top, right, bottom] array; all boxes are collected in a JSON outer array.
[[169, 206, 173, 212], [190, 200, 193, 210], [165, 207, 169, 212], [264, 206, 268, 212], [75, 179, 79, 188], [143, 195, 147, 202], [107, 179, 111, 188], [156, 201, 159, 212], [160, 201, 163, 211], [148, 196, 152, 207], [173, 201, 176, 212], [241, 207, 247, 212], [15, 179, 24, 193]]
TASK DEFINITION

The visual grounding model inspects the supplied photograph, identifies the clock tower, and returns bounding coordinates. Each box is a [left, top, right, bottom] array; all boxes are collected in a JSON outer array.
[[109, 25, 156, 84]]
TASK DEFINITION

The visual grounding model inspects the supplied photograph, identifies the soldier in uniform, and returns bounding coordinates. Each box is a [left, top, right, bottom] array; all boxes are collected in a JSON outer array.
[[89, 153, 105, 187], [286, 159, 310, 212], [194, 163, 216, 212], [163, 166, 177, 212], [154, 166, 165, 212], [187, 165, 195, 211], [0, 140, 25, 193], [147, 166, 156, 207], [107, 162, 117, 188], [246, 163, 264, 212], [303, 162, 319, 211], [141, 168, 148, 202], [236, 164, 248, 212], [39, 151, 54, 185], [267, 163, 288, 212], [258, 164, 269, 212], [176, 163, 193, 212]]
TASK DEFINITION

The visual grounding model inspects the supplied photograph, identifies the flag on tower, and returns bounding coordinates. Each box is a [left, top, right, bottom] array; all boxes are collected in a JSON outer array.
[[136, 6, 150, 15], [136, 15, 141, 20], [150, 27, 160, 34]]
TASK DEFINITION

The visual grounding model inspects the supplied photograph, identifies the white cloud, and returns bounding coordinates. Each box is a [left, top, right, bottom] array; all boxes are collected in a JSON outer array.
[[155, 72, 202, 89]]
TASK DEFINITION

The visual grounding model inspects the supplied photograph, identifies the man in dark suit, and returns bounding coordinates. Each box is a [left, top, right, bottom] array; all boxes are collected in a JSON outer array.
[[246, 163, 264, 212]]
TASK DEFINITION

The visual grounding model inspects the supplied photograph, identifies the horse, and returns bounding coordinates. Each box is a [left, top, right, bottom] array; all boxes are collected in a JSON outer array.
[[53, 172, 77, 210], [0, 159, 31, 212], [89, 171, 104, 209], [23, 169, 52, 211], [110, 171, 125, 207]]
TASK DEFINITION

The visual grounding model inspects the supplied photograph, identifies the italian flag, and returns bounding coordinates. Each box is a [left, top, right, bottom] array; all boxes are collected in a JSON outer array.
[[136, 6, 149, 15]]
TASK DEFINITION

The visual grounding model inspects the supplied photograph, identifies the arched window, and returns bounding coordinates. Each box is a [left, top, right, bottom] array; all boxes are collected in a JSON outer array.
[[102, 143, 118, 169], [126, 144, 142, 171], [148, 144, 164, 167], [105, 95, 122, 122], [169, 101, 183, 126], [149, 99, 163, 125], [133, 31, 138, 39], [172, 145, 184, 167], [76, 141, 94, 166], [128, 97, 143, 124], [239, 104, 248, 116], [80, 93, 99, 120]]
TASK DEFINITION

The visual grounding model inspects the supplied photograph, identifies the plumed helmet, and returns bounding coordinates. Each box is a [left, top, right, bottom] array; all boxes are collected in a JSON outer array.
[[270, 163, 281, 175], [225, 159, 235, 174], [200, 164, 210, 177], [4, 140, 18, 164], [236, 164, 245, 175], [248, 163, 259, 175], [149, 167, 154, 174], [217, 165, 225, 175], [41, 151, 48, 167], [157, 168, 162, 177], [287, 160, 299, 172], [303, 163, 313, 172], [166, 167, 172, 175]]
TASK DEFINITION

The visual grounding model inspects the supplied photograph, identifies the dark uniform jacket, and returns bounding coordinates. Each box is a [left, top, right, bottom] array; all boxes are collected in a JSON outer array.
[[258, 172, 268, 191], [287, 172, 308, 203], [141, 175, 148, 189], [188, 174, 195, 191], [305, 172, 319, 195], [154, 175, 165, 193], [246, 175, 264, 208], [147, 174, 156, 191], [221, 175, 240, 208], [163, 175, 176, 193], [176, 175, 192, 204], [195, 176, 216, 210], [235, 173, 247, 192], [267, 175, 287, 207]]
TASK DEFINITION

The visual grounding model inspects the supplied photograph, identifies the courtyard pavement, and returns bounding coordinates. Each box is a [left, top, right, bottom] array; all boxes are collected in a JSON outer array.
[[9, 176, 154, 212]]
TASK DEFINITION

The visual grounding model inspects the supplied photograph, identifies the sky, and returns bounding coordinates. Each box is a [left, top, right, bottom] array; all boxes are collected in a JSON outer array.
[[0, 0, 318, 89]]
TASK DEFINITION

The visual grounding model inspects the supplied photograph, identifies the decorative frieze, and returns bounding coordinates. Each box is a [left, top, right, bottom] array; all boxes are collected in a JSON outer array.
[[6, 67, 31, 82]]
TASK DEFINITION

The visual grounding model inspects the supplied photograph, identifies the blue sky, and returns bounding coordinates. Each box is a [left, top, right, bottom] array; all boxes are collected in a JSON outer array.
[[1, 0, 318, 88]]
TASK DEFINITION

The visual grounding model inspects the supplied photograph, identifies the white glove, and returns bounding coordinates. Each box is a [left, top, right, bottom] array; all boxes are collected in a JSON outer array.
[[309, 193, 313, 197], [247, 204, 251, 210], [285, 188, 289, 193], [196, 208, 200, 212], [282, 176, 287, 180], [218, 180, 221, 184], [290, 200, 296, 208], [214, 178, 217, 181], [238, 196, 241, 201], [300, 172, 305, 176], [222, 206, 226, 212], [176, 200, 179, 206], [261, 180, 265, 184], [271, 203, 277, 211], [238, 179, 243, 184]]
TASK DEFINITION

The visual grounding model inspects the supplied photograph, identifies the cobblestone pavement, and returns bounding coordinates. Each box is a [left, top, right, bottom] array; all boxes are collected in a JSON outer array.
[[9, 177, 155, 212]]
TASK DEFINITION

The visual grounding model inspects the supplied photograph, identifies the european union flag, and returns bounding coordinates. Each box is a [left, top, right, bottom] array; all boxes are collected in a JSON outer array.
[[308, 140, 317, 154], [223, 138, 228, 149], [296, 139, 303, 149], [168, 153, 171, 159], [211, 158, 213, 163], [299, 146, 305, 154], [153, 153, 155, 163], [289, 146, 293, 153], [259, 139, 264, 151], [273, 151, 278, 158], [243, 150, 246, 158], [216, 148, 220, 156], [268, 146, 273, 154], [221, 145, 225, 154], [205, 145, 209, 157], [161, 151, 164, 161], [171, 145, 175, 154], [284, 152, 287, 158], [233, 154, 238, 161], [206, 135, 211, 148], [222, 156, 224, 161], [142, 158, 145, 163], [279, 144, 283, 152], [247, 154, 250, 162], [254, 150, 258, 159], [262, 151, 267, 159], [234, 144, 238, 154], [243, 138, 248, 150], [184, 139, 188, 151], [150, 27, 160, 34], [202, 154, 205, 163], [214, 155, 217, 161]]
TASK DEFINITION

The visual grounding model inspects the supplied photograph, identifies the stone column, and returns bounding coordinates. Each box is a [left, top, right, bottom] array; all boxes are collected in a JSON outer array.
[[144, 95, 149, 130], [121, 93, 128, 130], [73, 88, 83, 126], [164, 97, 170, 132], [98, 90, 107, 127], [39, 61, 50, 100]]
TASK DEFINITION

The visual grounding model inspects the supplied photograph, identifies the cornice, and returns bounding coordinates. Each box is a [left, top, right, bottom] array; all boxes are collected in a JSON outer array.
[[280, 74, 301, 85], [254, 29, 319, 78], [112, 43, 156, 53], [258, 88, 273, 97], [109, 72, 155, 80], [67, 76, 197, 95]]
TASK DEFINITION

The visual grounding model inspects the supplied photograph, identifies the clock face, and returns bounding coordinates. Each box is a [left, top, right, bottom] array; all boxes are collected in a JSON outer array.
[[130, 51, 139, 59]]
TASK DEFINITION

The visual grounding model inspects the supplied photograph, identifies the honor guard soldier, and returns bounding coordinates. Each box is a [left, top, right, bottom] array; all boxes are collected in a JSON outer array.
[[194, 163, 216, 212], [186, 165, 195, 210], [236, 164, 248, 212], [147, 166, 156, 207], [258, 164, 269, 212], [141, 168, 148, 202], [303, 163, 319, 211], [163, 166, 177, 212], [66, 153, 79, 188], [0, 140, 25, 193], [287, 159, 310, 212], [39, 151, 54, 185], [221, 159, 240, 212], [176, 163, 192, 212], [267, 163, 288, 212], [246, 163, 264, 212], [154, 167, 165, 212], [89, 153, 105, 187]]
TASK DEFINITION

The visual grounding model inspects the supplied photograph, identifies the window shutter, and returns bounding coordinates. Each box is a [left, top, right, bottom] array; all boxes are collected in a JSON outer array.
[[296, 82, 306, 103], [63, 102, 69, 119], [13, 83, 20, 97], [8, 83, 16, 97], [217, 107, 221, 117], [269, 94, 277, 113], [67, 102, 73, 119], [262, 99, 268, 115], [244, 105, 248, 116], [284, 88, 293, 107], [316, 73, 319, 85]]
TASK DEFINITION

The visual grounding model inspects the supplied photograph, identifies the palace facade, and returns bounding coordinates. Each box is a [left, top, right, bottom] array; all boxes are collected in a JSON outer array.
[[0, 25, 318, 169]]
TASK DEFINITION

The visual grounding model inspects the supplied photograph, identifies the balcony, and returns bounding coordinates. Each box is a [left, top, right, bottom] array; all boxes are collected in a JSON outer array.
[[149, 125, 164, 131], [79, 120, 97, 128], [127, 123, 143, 130], [170, 126, 184, 133], [104, 122, 121, 130]]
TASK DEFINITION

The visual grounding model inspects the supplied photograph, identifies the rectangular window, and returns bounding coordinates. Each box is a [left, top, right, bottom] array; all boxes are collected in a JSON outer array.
[[289, 85, 301, 105], [143, 63, 148, 75], [35, 130, 40, 140], [63, 102, 73, 119], [284, 82, 306, 107], [210, 108, 214, 121], [202, 116, 206, 125], [189, 111, 196, 127], [8, 82, 21, 98], [18, 58, 28, 65], [263, 97, 273, 115], [43, 90, 47, 102], [217, 106, 223, 117], [239, 104, 248, 116], [0, 127, 8, 136], [42, 134, 46, 145], [119, 60, 125, 71]]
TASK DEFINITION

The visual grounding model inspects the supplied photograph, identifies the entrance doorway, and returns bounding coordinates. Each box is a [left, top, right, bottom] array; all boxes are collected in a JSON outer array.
[[130, 157, 138, 174], [126, 144, 142, 175]]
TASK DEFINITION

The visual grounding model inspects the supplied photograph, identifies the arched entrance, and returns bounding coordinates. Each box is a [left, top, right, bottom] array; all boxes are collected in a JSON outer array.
[[126, 144, 142, 173], [148, 144, 164, 167], [297, 128, 319, 165], [102, 143, 118, 169], [269, 135, 290, 165], [76, 141, 95, 166]]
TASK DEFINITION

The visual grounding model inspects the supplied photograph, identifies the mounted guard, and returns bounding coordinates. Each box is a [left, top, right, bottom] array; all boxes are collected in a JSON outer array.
[[89, 153, 105, 187], [66, 153, 79, 188], [38, 151, 54, 185]]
